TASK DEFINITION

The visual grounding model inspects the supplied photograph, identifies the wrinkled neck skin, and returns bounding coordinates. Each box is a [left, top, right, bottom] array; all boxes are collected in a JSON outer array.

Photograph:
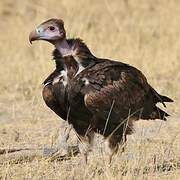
[[52, 38, 96, 76], [53, 39, 80, 76], [54, 39, 72, 57]]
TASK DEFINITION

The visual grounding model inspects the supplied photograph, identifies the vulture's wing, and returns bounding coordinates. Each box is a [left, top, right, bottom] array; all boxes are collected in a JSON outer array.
[[71, 60, 169, 122], [83, 61, 149, 119]]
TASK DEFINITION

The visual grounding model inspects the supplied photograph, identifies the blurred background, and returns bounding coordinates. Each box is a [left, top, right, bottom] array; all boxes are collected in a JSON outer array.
[[0, 0, 179, 178]]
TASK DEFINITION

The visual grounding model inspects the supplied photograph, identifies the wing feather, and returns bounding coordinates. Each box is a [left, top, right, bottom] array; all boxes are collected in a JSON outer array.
[[80, 63, 150, 120]]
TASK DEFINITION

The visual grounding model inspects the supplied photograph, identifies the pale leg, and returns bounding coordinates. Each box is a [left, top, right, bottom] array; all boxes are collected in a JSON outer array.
[[55, 122, 73, 155], [43, 121, 72, 156], [78, 131, 94, 164]]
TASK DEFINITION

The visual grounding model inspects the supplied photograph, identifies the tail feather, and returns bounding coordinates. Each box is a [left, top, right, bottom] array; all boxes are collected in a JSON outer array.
[[140, 88, 173, 121], [151, 88, 174, 107], [160, 95, 174, 103], [149, 107, 170, 121]]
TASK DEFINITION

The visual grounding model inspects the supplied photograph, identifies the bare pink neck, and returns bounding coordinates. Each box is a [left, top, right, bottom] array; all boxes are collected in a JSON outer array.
[[54, 39, 72, 57]]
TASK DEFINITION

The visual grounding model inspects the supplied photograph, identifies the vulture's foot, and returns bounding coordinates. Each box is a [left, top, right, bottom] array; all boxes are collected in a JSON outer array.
[[43, 123, 71, 156], [43, 146, 68, 157], [43, 145, 80, 160], [43, 147, 56, 156]]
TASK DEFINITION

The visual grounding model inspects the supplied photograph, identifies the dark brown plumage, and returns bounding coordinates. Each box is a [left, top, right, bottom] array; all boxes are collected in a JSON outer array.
[[63, 48, 173, 162], [29, 18, 173, 162]]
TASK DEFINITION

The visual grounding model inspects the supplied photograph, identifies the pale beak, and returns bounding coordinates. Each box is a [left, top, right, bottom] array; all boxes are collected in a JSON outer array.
[[29, 29, 40, 44]]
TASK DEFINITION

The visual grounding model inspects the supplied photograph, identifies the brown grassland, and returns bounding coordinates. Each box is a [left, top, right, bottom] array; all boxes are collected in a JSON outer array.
[[0, 0, 180, 179]]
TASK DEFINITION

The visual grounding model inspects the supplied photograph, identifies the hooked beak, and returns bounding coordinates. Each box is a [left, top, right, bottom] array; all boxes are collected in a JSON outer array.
[[29, 29, 41, 44]]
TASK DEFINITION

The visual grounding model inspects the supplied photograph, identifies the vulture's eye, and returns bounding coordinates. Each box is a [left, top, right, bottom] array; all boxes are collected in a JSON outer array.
[[49, 26, 55, 31]]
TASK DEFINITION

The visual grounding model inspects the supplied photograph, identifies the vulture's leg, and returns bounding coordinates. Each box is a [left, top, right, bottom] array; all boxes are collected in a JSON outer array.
[[55, 121, 73, 155], [104, 118, 133, 163], [78, 131, 94, 164], [43, 121, 72, 156], [105, 134, 127, 164]]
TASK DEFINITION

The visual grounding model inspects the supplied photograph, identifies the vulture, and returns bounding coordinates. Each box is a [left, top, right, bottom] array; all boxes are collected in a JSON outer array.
[[29, 18, 173, 163]]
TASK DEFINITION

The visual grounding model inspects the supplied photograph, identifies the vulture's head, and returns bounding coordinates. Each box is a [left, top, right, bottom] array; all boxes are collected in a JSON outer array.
[[29, 18, 66, 44]]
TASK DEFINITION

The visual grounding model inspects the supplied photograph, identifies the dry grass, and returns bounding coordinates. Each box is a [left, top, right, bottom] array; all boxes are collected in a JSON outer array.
[[0, 0, 180, 179]]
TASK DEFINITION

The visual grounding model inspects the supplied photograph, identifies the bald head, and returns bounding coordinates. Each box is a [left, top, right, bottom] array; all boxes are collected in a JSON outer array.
[[29, 18, 66, 44]]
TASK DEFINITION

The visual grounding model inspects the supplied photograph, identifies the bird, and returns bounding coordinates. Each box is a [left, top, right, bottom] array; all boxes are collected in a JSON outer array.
[[29, 19, 76, 156], [29, 18, 173, 163]]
